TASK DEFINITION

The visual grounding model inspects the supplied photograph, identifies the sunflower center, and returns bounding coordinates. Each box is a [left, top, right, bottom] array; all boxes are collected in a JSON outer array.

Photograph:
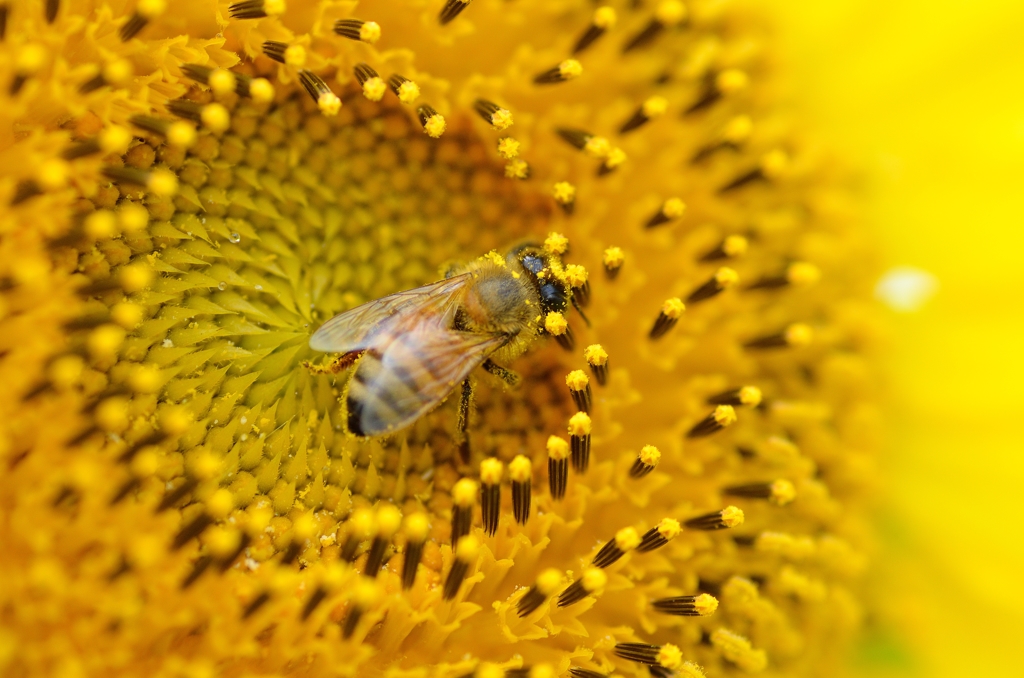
[[84, 81, 565, 559]]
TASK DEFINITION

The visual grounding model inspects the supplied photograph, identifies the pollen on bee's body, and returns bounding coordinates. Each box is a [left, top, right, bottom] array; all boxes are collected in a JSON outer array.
[[649, 297, 685, 339], [646, 197, 685, 228], [574, 6, 617, 54], [623, 0, 687, 53], [517, 567, 562, 617], [686, 267, 739, 304], [621, 95, 668, 134], [630, 445, 661, 478], [534, 59, 583, 85], [474, 99, 514, 131], [262, 41, 307, 68], [229, 0, 285, 20], [120, 0, 166, 41], [700, 235, 749, 262], [334, 19, 381, 44], [684, 505, 744, 531], [565, 370, 592, 413], [592, 526, 641, 568], [687, 404, 737, 438], [546, 435, 570, 500]]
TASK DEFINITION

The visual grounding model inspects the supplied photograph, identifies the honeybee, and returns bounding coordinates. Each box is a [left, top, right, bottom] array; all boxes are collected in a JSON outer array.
[[309, 244, 578, 438]]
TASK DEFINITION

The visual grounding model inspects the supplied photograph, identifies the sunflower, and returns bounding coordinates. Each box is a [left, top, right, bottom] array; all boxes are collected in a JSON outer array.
[[0, 1, 881, 676]]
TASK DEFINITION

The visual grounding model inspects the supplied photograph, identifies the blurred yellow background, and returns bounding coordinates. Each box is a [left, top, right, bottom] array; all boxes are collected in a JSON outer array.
[[762, 1, 1024, 675]]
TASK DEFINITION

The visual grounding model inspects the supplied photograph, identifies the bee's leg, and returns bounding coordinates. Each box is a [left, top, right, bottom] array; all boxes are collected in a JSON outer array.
[[482, 360, 520, 388], [457, 378, 473, 464], [302, 351, 363, 375], [571, 297, 592, 327]]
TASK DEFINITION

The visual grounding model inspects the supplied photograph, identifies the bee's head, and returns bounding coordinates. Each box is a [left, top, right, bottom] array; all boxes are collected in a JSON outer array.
[[507, 243, 569, 317]]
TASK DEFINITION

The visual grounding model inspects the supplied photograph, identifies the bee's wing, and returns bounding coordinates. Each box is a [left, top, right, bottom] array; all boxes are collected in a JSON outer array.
[[346, 321, 506, 437], [309, 274, 471, 353]]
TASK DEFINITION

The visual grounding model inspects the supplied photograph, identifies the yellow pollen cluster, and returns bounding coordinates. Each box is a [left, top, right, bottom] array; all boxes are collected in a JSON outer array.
[[0, 0, 881, 676]]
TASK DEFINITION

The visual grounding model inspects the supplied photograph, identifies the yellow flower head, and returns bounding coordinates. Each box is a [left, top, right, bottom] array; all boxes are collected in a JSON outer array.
[[0, 0, 880, 677]]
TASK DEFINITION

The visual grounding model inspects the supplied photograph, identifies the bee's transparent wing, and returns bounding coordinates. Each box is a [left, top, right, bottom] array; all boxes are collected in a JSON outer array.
[[309, 273, 470, 353], [346, 321, 506, 437]]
